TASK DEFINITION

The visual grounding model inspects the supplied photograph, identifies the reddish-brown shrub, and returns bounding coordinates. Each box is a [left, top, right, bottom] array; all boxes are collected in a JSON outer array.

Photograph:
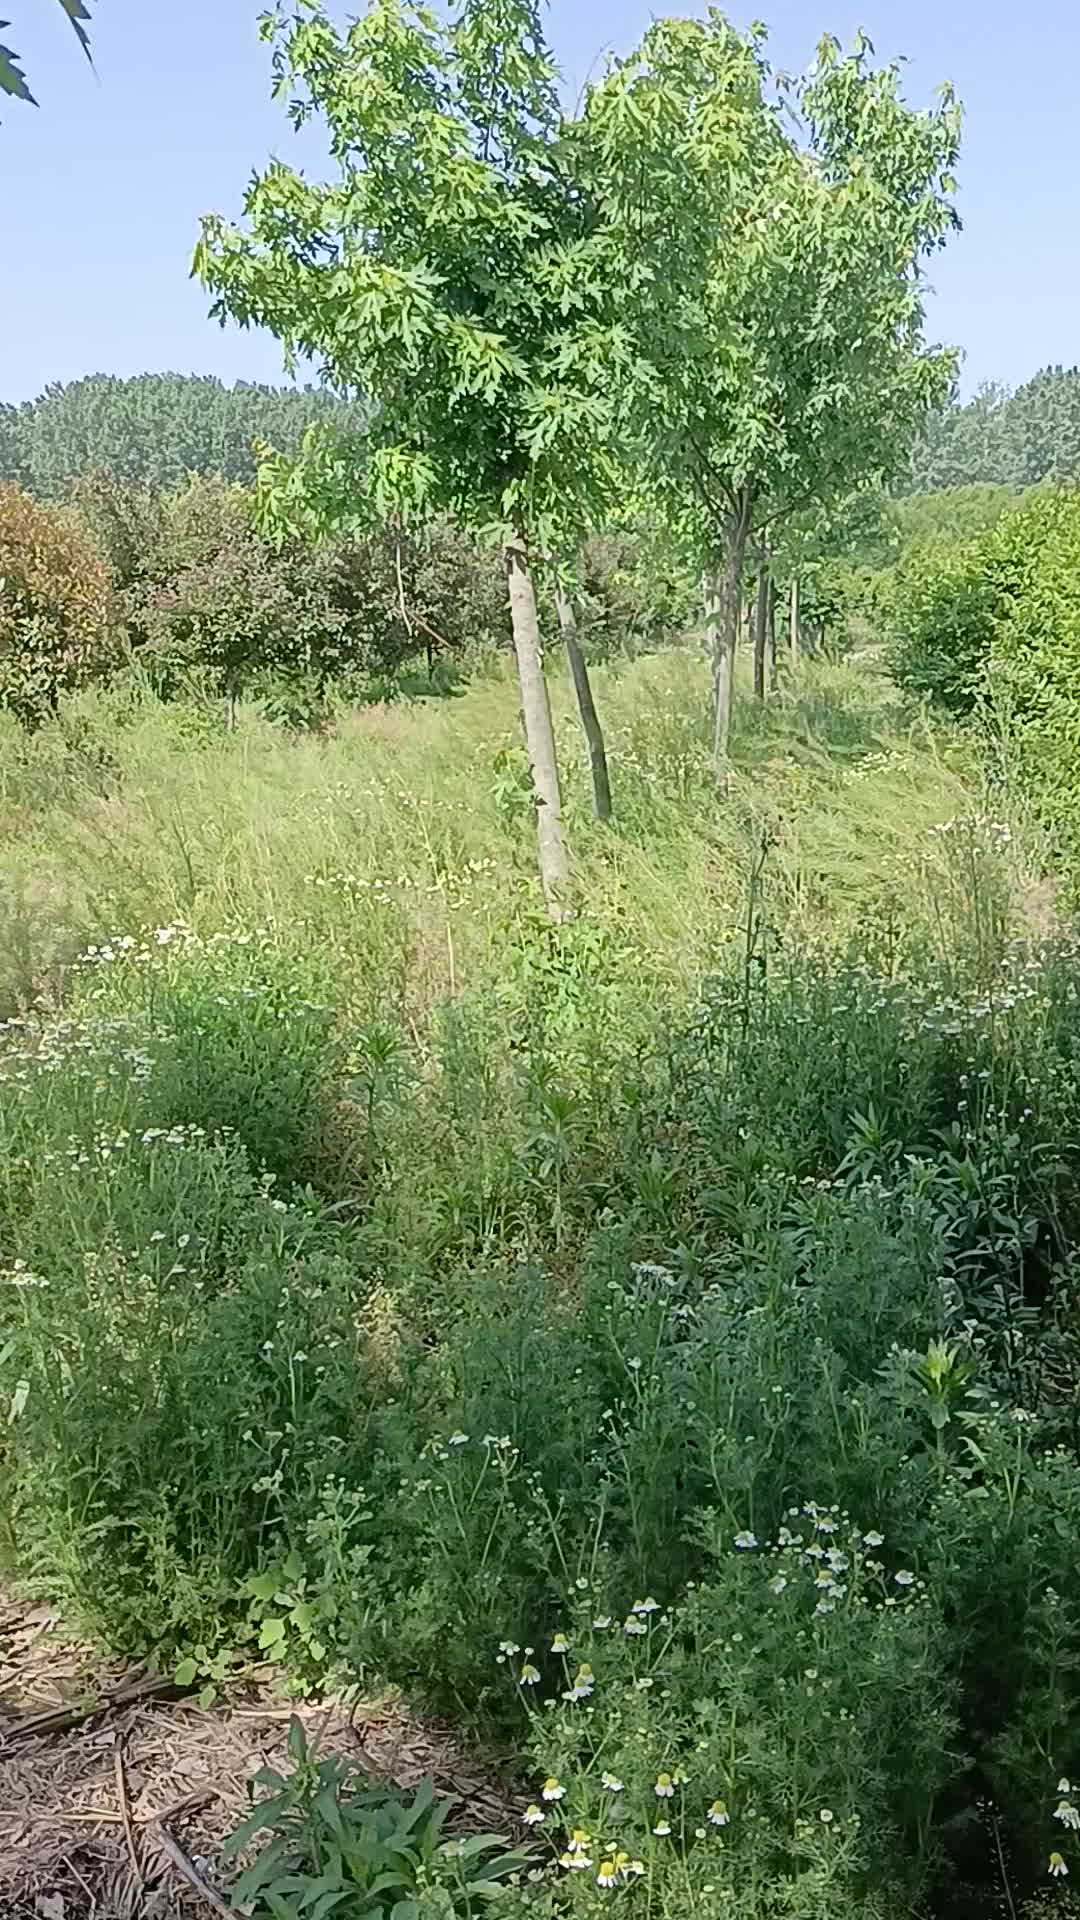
[[0, 483, 118, 723]]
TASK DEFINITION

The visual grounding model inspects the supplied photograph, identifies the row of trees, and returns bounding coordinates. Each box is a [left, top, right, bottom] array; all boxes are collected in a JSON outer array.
[[906, 366, 1080, 493], [0, 373, 360, 497], [194, 0, 962, 918]]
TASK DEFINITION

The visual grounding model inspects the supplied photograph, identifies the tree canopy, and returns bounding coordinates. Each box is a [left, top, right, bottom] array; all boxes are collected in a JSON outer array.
[[579, 18, 961, 763], [0, 372, 360, 496], [907, 365, 1080, 491]]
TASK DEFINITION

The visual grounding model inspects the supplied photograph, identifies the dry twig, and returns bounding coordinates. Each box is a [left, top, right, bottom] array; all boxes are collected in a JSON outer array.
[[153, 1821, 234, 1919], [114, 1738, 143, 1902]]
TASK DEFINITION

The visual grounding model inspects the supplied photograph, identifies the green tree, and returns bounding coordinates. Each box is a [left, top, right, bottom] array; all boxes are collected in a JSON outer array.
[[907, 367, 1080, 492], [0, 373, 360, 497], [196, 0, 632, 917], [583, 21, 961, 770], [1, 1, 92, 107]]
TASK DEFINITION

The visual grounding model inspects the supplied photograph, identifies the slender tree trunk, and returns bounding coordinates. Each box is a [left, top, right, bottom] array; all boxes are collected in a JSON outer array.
[[555, 583, 612, 822], [767, 578, 778, 691], [505, 530, 570, 921], [789, 575, 800, 666], [753, 543, 769, 701], [708, 486, 754, 775]]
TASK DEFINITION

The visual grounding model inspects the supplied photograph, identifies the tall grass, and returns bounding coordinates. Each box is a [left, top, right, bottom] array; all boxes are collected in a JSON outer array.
[[0, 649, 1019, 1020]]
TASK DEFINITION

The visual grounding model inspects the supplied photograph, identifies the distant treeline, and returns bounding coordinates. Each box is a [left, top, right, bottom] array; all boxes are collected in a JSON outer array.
[[906, 364, 1080, 493], [0, 372, 361, 497]]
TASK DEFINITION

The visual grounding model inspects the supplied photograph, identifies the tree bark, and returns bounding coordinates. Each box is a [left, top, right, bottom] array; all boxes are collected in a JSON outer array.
[[505, 530, 570, 921], [753, 543, 768, 701], [555, 583, 612, 822], [767, 577, 778, 692], [789, 575, 800, 666], [708, 487, 753, 775]]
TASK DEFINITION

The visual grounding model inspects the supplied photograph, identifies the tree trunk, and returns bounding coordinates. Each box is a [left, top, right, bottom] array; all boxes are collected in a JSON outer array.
[[753, 544, 768, 701], [555, 583, 612, 822], [709, 487, 753, 775], [789, 575, 800, 666], [767, 578, 778, 692], [505, 530, 570, 921]]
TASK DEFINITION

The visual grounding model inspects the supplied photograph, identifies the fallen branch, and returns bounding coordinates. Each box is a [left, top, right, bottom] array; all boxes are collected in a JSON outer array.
[[153, 1819, 235, 1919], [3, 1673, 181, 1743], [114, 1736, 144, 1901]]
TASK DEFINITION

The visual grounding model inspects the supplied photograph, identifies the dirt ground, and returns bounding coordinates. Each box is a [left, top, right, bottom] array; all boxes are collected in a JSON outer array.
[[0, 1589, 512, 1919]]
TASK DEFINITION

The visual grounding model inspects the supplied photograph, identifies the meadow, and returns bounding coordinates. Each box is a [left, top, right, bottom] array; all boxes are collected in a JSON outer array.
[[3, 645, 1080, 1917]]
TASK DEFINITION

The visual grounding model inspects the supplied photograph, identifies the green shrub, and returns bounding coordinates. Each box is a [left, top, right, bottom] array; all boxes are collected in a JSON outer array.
[[883, 529, 999, 712], [987, 490, 1080, 871], [884, 487, 1080, 877], [0, 482, 119, 722], [126, 478, 507, 705], [570, 530, 698, 659]]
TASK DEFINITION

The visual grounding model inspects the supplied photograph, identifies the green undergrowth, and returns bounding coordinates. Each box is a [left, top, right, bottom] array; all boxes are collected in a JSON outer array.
[[2, 654, 1079, 1916]]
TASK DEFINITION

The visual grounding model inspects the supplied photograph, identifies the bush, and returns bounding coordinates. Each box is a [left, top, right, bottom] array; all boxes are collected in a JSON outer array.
[[570, 530, 698, 660], [0, 482, 118, 722], [126, 478, 508, 706], [987, 490, 1080, 870], [884, 488, 1080, 876], [882, 530, 999, 712]]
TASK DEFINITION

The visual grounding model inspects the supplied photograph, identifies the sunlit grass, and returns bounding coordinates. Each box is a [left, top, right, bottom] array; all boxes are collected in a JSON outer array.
[[0, 647, 1034, 1018]]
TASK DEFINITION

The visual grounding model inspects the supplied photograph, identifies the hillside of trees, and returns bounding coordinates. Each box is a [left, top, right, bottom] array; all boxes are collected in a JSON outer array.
[[906, 363, 1080, 491], [0, 371, 359, 495]]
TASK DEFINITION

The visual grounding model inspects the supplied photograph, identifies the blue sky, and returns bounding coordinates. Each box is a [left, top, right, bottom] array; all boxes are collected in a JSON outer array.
[[4, 0, 1076, 404]]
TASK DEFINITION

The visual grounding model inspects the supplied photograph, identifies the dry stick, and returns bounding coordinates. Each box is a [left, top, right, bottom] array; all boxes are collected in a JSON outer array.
[[5, 1673, 181, 1742], [154, 1820, 235, 1919], [114, 1737, 144, 1901], [63, 1852, 99, 1915], [394, 539, 451, 670]]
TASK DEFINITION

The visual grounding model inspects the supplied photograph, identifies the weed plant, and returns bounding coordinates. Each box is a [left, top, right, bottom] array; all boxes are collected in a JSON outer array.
[[2, 654, 1079, 1914]]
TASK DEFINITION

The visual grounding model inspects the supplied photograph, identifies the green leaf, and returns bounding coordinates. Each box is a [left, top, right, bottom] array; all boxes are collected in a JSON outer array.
[[259, 1616, 287, 1651], [58, 0, 93, 64], [174, 1658, 198, 1688], [0, 36, 36, 105]]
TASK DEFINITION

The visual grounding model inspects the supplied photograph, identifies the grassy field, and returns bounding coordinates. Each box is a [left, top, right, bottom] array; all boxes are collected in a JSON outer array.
[[0, 647, 997, 1017], [3, 649, 1080, 1917]]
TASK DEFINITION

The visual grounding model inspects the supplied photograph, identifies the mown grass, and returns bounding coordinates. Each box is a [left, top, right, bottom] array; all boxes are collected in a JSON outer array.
[[3, 647, 1078, 1918]]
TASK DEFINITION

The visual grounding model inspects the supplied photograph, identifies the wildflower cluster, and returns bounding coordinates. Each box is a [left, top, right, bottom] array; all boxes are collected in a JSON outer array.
[[1049, 1777, 1080, 1879]]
